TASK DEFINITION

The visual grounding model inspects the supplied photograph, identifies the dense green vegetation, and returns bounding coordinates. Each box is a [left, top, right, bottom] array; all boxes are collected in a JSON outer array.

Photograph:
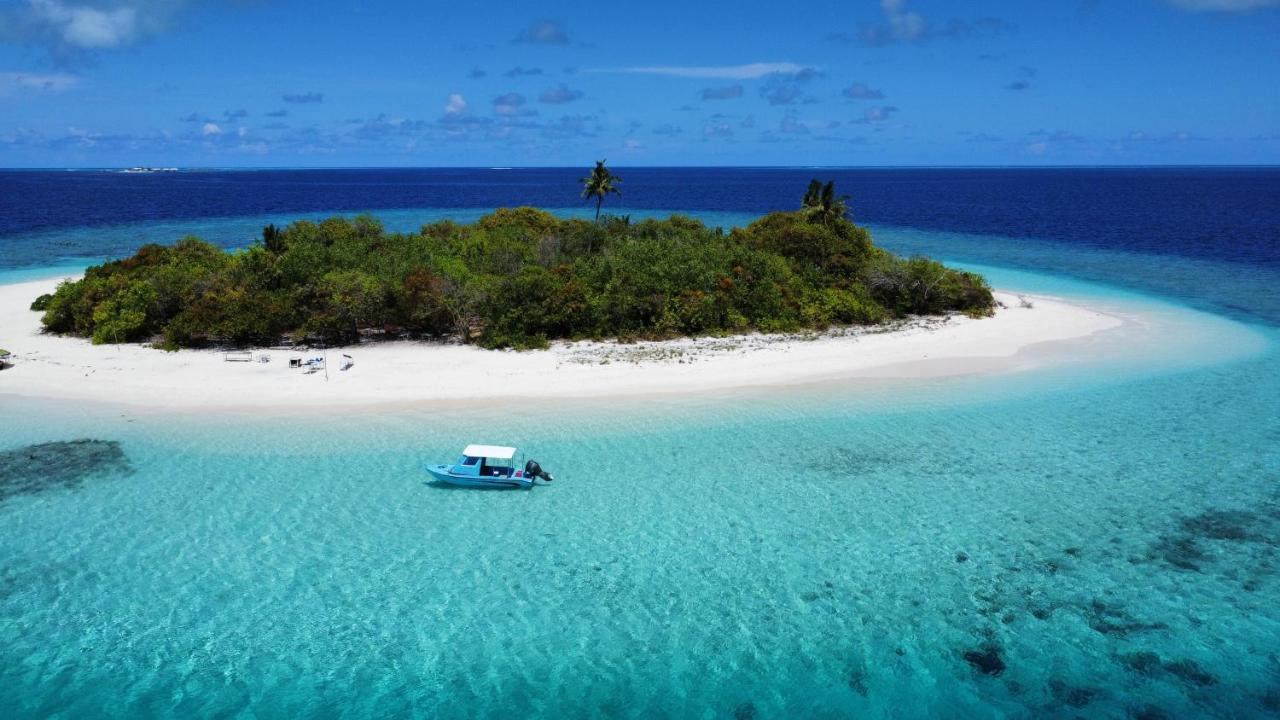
[[34, 186, 994, 350]]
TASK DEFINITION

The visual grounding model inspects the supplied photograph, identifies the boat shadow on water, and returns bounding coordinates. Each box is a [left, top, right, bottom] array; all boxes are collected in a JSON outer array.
[[421, 479, 529, 491]]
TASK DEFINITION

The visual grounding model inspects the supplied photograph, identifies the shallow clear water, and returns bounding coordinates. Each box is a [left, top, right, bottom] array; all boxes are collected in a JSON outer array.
[[3, 193, 1280, 717], [3, 329, 1279, 718]]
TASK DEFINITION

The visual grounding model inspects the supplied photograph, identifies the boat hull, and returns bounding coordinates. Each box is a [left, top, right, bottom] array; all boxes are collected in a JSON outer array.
[[425, 464, 533, 489]]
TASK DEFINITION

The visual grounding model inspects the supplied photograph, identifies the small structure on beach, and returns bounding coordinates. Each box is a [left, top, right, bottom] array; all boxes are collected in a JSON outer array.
[[0, 349, 11, 370]]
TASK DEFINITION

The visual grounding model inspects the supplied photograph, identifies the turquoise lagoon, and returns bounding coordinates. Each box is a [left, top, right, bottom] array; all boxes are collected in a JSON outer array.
[[2, 214, 1279, 719]]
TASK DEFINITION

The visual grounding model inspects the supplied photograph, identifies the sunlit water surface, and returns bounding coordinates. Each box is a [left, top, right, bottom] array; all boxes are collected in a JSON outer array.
[[2, 207, 1279, 719]]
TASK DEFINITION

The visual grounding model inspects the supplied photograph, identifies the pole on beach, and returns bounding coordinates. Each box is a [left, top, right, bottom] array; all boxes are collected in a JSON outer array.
[[324, 349, 329, 382]]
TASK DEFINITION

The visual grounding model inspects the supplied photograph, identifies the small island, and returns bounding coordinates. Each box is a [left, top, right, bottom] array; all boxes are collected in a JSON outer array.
[[0, 174, 1122, 410], [32, 180, 994, 351]]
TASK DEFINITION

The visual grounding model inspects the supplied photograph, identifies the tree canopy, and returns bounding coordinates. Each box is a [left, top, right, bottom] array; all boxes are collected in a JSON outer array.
[[34, 190, 994, 351]]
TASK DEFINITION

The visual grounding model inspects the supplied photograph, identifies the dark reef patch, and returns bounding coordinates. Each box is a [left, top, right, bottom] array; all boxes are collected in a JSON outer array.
[[1116, 651, 1218, 688], [1147, 534, 1207, 572], [732, 701, 757, 720], [811, 447, 905, 477], [1128, 704, 1170, 720], [1036, 558, 1065, 575], [1180, 509, 1258, 542], [963, 645, 1006, 676], [1145, 506, 1279, 579], [847, 666, 869, 696], [1119, 651, 1163, 675], [800, 583, 835, 603], [1161, 659, 1217, 687], [0, 439, 132, 503], [1084, 600, 1167, 637], [1049, 678, 1099, 708]]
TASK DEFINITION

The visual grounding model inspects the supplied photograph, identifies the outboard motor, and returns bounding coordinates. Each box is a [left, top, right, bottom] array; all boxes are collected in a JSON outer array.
[[525, 459, 555, 482]]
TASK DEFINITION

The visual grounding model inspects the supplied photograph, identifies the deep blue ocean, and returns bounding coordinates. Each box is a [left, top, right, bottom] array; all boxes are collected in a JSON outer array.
[[4, 167, 1278, 262], [2, 168, 1280, 718], [3, 167, 1277, 323]]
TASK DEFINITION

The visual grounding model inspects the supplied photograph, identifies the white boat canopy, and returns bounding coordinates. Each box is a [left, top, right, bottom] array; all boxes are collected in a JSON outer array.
[[462, 444, 517, 460]]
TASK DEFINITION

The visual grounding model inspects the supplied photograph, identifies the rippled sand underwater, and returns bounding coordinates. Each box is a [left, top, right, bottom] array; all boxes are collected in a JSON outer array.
[[3, 222, 1280, 718], [3, 304, 1279, 718]]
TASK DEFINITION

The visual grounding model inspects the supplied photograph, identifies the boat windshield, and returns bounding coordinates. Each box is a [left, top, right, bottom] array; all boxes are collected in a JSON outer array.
[[477, 455, 514, 477]]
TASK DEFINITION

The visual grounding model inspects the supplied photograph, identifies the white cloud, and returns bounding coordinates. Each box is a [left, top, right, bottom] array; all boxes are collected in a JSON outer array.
[[849, 1, 1015, 46], [3, 0, 186, 55], [879, 0, 925, 42], [842, 82, 884, 100], [599, 62, 807, 80], [35, 0, 138, 48], [202, 122, 221, 136], [443, 93, 467, 115], [700, 84, 744, 101], [1166, 0, 1279, 10], [492, 92, 534, 117], [539, 84, 584, 104], [513, 19, 570, 45], [0, 70, 79, 93], [779, 112, 809, 135], [703, 121, 733, 138], [282, 91, 323, 104], [855, 105, 899, 124]]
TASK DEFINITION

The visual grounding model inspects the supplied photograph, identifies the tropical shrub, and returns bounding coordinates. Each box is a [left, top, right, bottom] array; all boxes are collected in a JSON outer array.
[[37, 204, 993, 349]]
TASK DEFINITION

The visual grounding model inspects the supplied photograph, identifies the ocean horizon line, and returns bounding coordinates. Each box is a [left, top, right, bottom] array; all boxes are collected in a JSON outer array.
[[3, 163, 1279, 172]]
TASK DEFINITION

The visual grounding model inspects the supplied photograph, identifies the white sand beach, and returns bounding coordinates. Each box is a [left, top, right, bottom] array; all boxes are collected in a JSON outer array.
[[0, 276, 1126, 410]]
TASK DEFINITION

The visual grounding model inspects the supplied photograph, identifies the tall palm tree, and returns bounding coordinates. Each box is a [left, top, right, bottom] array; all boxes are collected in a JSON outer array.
[[580, 159, 622, 221], [801, 179, 851, 225], [801, 179, 824, 210], [262, 223, 286, 254]]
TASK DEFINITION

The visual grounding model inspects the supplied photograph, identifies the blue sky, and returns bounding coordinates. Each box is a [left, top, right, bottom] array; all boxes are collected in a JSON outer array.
[[1, 0, 1278, 167]]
